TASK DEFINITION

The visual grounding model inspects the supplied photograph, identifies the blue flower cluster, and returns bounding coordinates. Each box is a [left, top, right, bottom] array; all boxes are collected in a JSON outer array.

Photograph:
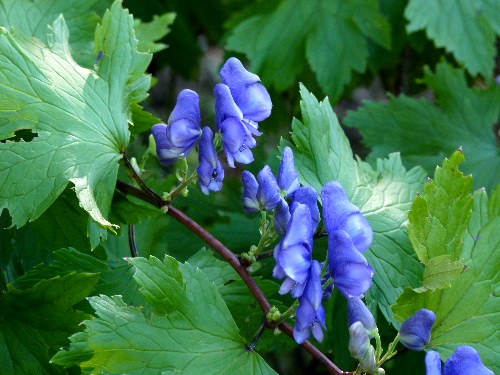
[[152, 58, 272, 194], [241, 147, 374, 344]]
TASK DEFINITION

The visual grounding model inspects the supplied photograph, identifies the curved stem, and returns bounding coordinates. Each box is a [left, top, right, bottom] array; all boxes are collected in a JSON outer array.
[[115, 179, 352, 375], [128, 224, 139, 257]]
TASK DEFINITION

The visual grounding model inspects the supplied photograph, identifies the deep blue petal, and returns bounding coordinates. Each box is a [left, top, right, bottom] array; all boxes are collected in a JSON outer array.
[[282, 204, 314, 249], [399, 309, 436, 351], [292, 186, 320, 229], [333, 262, 374, 298], [278, 244, 311, 284], [278, 147, 300, 196], [304, 260, 323, 310], [256, 166, 281, 210], [425, 351, 443, 375], [220, 57, 272, 122], [444, 346, 493, 375], [168, 89, 200, 126], [322, 181, 373, 252], [214, 83, 243, 129], [347, 296, 376, 333], [328, 230, 369, 271]]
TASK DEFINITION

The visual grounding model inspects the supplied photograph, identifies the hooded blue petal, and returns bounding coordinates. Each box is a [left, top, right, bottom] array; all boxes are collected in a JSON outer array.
[[242, 171, 259, 214], [168, 89, 201, 125], [214, 83, 243, 129], [292, 186, 320, 229], [425, 351, 443, 375], [444, 346, 493, 375], [328, 230, 374, 297], [256, 165, 281, 211], [220, 57, 272, 122], [197, 127, 224, 194], [322, 181, 373, 252], [278, 147, 300, 196], [347, 296, 377, 333], [399, 309, 436, 351]]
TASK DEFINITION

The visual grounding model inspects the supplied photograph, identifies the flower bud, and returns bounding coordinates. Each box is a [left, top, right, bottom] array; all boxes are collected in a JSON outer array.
[[399, 309, 436, 351], [278, 147, 300, 197], [348, 321, 370, 360], [347, 296, 376, 334], [197, 127, 224, 194], [256, 166, 281, 211], [241, 171, 259, 214]]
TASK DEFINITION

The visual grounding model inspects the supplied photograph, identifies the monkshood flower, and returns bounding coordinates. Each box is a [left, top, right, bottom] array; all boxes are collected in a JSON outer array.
[[347, 296, 377, 334], [151, 89, 201, 165], [348, 321, 370, 360], [293, 260, 326, 343], [322, 181, 373, 253], [278, 146, 300, 197], [425, 346, 494, 375], [273, 203, 314, 298], [399, 308, 436, 351], [215, 83, 258, 167], [328, 230, 374, 298], [241, 166, 281, 212], [220, 57, 272, 123], [197, 127, 224, 195]]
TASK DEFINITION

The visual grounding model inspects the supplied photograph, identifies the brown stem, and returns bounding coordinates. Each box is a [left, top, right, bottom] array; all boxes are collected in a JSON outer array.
[[115, 179, 352, 375]]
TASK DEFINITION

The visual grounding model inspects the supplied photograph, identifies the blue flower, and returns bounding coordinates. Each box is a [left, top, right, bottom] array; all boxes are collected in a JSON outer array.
[[152, 89, 202, 165], [197, 127, 224, 195], [347, 296, 377, 334], [399, 308, 436, 351], [425, 346, 493, 375], [214, 83, 258, 167], [293, 260, 326, 343], [220, 57, 272, 123], [278, 147, 300, 197], [327, 230, 374, 298], [273, 203, 314, 298], [322, 181, 373, 253], [256, 166, 281, 211]]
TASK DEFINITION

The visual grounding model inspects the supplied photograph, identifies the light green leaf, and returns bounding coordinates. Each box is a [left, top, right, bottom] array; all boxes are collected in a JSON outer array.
[[0, 1, 151, 228], [405, 0, 499, 77], [284, 85, 426, 323], [0, 272, 98, 375], [408, 150, 473, 263], [345, 62, 500, 191], [0, 0, 112, 67], [54, 256, 277, 374], [393, 188, 500, 373], [352, 154, 426, 322], [226, 0, 390, 100], [134, 12, 176, 53], [282, 84, 358, 196]]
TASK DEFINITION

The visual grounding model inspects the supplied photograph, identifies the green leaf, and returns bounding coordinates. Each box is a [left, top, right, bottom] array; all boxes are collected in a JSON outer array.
[[393, 188, 500, 373], [0, 1, 151, 228], [226, 0, 390, 100], [134, 12, 176, 53], [0, 0, 112, 67], [405, 0, 499, 77], [281, 84, 358, 196], [0, 272, 99, 375], [408, 150, 473, 263], [345, 62, 500, 191], [54, 256, 277, 374], [283, 85, 427, 322]]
